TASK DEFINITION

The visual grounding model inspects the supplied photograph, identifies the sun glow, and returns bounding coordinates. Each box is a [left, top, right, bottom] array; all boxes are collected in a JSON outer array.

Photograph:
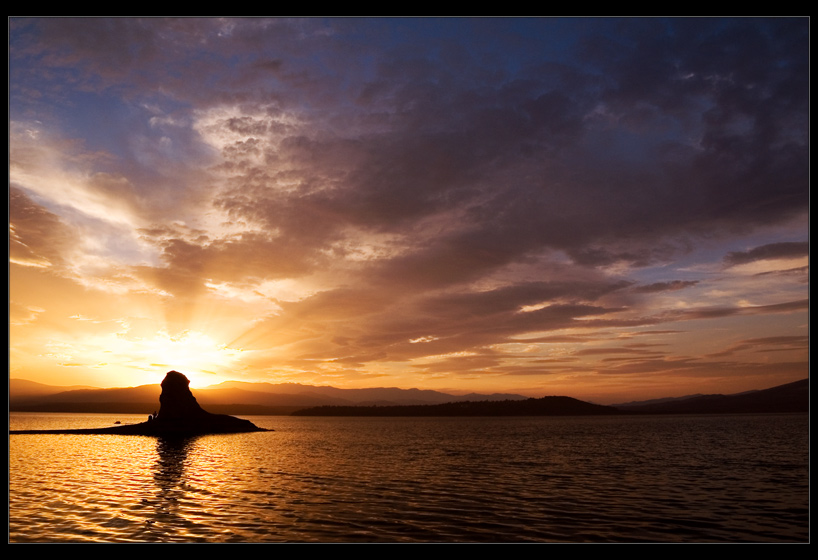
[[143, 330, 243, 386]]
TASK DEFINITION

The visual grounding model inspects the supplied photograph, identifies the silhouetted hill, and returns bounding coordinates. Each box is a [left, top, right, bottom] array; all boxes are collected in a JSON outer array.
[[614, 378, 808, 414], [291, 396, 620, 417], [206, 381, 528, 406], [9, 378, 99, 398], [9, 377, 807, 416], [8, 383, 161, 413], [8, 379, 528, 415]]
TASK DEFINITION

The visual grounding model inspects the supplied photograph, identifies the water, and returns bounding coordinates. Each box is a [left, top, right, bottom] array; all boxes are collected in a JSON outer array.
[[8, 413, 809, 543]]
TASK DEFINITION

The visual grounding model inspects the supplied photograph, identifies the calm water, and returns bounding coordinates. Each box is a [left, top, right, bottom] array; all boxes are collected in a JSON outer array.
[[8, 413, 809, 543]]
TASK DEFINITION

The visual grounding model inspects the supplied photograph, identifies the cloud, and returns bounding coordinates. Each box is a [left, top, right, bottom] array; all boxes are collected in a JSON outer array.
[[8, 18, 809, 396], [632, 280, 699, 293], [14, 19, 809, 276], [662, 298, 808, 321], [723, 241, 809, 267], [9, 187, 74, 269], [706, 335, 809, 358]]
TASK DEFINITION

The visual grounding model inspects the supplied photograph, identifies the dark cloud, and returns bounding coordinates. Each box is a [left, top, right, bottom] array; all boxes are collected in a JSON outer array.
[[706, 335, 808, 358], [751, 265, 808, 282], [8, 187, 74, 268], [166, 18, 805, 287], [13, 18, 808, 279], [723, 241, 809, 266], [665, 299, 808, 321], [632, 280, 699, 293]]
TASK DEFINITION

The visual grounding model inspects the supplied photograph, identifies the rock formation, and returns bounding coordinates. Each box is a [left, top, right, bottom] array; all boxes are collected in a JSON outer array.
[[145, 370, 265, 434], [10, 370, 268, 436]]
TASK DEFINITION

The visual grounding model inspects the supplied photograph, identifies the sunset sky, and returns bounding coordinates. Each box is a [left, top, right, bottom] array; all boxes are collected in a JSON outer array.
[[9, 18, 808, 404]]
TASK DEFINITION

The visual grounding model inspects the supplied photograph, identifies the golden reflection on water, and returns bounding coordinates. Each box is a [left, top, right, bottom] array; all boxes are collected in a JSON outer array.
[[151, 437, 192, 528], [9, 413, 810, 543]]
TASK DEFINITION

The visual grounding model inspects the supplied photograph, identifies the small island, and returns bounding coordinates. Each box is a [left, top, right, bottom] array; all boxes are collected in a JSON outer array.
[[9, 370, 269, 436]]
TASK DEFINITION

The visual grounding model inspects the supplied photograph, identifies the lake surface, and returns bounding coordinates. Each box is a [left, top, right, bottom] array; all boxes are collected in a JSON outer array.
[[8, 412, 809, 543]]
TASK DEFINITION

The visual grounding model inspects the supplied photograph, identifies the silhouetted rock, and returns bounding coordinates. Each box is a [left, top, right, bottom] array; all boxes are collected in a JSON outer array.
[[159, 370, 206, 420], [10, 371, 268, 436]]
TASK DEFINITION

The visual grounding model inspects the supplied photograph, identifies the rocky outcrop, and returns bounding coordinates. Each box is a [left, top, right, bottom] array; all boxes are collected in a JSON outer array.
[[142, 370, 266, 434], [10, 370, 268, 436]]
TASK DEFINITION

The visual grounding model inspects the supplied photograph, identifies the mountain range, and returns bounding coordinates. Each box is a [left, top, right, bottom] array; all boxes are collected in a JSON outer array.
[[611, 378, 808, 415], [8, 378, 529, 415], [8, 377, 808, 416]]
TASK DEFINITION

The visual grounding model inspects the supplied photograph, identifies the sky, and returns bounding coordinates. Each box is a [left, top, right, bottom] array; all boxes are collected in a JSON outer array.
[[8, 17, 809, 404]]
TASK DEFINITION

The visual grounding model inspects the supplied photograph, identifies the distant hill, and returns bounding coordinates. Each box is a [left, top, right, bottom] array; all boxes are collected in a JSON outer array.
[[8, 378, 528, 415], [613, 378, 808, 414], [8, 381, 163, 414], [9, 378, 99, 398], [205, 380, 527, 406], [291, 379, 808, 416], [8, 377, 807, 416], [292, 396, 620, 417]]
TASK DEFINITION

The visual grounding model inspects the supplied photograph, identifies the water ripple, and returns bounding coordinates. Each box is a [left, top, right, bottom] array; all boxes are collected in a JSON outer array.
[[9, 413, 809, 543]]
